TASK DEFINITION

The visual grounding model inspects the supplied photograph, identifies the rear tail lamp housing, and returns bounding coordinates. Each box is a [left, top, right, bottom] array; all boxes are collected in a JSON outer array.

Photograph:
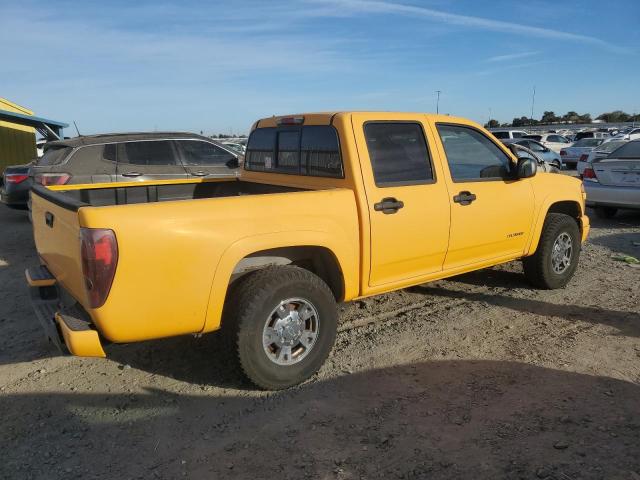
[[5, 174, 29, 184], [582, 167, 598, 182], [80, 228, 118, 309], [579, 154, 589, 162], [560, 150, 567, 156], [35, 173, 71, 186]]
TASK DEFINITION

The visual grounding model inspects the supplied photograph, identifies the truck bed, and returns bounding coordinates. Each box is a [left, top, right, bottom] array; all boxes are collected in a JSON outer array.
[[33, 178, 305, 210]]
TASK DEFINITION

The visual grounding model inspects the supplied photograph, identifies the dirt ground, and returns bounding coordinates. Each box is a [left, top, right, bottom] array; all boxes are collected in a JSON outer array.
[[1, 204, 639, 480]]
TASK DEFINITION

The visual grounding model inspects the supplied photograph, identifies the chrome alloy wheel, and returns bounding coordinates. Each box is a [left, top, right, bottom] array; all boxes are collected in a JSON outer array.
[[551, 232, 573, 274], [262, 298, 319, 366]]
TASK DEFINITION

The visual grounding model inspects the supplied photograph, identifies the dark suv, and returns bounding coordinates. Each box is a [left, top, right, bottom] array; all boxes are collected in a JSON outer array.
[[30, 132, 240, 189]]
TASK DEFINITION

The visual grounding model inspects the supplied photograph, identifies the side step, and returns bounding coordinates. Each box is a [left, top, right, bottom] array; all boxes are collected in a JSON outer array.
[[25, 265, 56, 287]]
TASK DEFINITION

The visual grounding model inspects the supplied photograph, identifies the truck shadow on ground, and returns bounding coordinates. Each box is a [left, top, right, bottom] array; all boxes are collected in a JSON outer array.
[[2, 360, 639, 479], [414, 279, 640, 338]]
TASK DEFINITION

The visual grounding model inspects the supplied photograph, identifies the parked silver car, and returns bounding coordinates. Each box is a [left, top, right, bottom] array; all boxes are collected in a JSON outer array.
[[560, 138, 605, 169], [583, 140, 640, 218], [502, 139, 563, 170], [577, 139, 628, 177]]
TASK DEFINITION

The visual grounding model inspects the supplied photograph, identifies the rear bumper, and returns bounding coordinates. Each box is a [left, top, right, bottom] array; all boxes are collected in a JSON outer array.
[[584, 182, 640, 209], [0, 185, 30, 206], [26, 266, 106, 358]]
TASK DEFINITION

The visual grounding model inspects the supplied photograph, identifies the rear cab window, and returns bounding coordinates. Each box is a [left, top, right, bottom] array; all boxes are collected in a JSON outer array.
[[245, 125, 343, 178]]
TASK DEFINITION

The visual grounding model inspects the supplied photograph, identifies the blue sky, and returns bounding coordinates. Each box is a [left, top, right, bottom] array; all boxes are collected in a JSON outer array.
[[1, 0, 639, 135]]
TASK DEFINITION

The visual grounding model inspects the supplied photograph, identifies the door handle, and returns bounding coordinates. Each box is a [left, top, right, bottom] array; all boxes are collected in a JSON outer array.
[[453, 191, 476, 206], [374, 197, 404, 214], [122, 172, 142, 177], [191, 171, 208, 177]]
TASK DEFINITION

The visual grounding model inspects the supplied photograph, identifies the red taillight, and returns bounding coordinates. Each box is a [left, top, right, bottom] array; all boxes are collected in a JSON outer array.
[[35, 173, 71, 186], [582, 167, 598, 182], [560, 150, 567, 155], [579, 154, 589, 162], [5, 174, 29, 184], [80, 228, 118, 309]]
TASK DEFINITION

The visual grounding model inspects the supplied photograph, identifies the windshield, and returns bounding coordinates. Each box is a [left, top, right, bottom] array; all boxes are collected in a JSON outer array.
[[573, 139, 602, 147], [608, 141, 640, 159]]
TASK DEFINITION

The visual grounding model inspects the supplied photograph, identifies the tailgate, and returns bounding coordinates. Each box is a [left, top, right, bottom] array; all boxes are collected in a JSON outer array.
[[31, 186, 87, 305], [593, 159, 640, 187]]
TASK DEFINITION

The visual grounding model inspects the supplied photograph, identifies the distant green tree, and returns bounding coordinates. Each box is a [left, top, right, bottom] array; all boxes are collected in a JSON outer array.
[[597, 110, 631, 122], [485, 119, 500, 128], [540, 111, 559, 124], [577, 113, 592, 123]]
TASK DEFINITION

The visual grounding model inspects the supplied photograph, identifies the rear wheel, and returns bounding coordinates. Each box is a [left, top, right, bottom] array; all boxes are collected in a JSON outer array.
[[223, 266, 338, 390], [594, 206, 617, 219], [523, 213, 580, 289]]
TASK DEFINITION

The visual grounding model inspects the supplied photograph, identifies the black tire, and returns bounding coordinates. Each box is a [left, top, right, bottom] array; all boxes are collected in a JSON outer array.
[[595, 206, 617, 219], [223, 265, 338, 390], [522, 213, 581, 289]]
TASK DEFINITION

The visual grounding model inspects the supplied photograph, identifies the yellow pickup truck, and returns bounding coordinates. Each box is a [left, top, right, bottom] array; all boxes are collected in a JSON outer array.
[[27, 112, 589, 389]]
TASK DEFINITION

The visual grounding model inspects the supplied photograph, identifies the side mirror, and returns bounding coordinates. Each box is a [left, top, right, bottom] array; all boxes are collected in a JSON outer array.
[[516, 157, 537, 179], [226, 157, 240, 169]]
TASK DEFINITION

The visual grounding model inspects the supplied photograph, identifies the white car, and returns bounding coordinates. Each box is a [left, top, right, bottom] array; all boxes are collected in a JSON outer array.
[[489, 129, 528, 140], [523, 133, 572, 153], [612, 128, 640, 141], [577, 139, 629, 176]]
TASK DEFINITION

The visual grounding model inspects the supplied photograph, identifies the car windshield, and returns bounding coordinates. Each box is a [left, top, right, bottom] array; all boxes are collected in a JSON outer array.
[[492, 131, 509, 139], [573, 139, 601, 147], [608, 141, 640, 159]]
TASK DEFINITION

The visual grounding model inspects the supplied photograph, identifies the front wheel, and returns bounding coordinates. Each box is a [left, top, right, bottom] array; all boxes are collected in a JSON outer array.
[[224, 266, 338, 390], [523, 213, 581, 289]]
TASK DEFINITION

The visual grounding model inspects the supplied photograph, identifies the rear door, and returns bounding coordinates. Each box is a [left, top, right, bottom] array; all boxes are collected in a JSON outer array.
[[116, 140, 188, 181], [174, 140, 239, 178], [352, 113, 451, 287], [433, 123, 535, 270]]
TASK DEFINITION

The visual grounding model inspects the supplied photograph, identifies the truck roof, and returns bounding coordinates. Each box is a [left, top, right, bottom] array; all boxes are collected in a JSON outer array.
[[254, 112, 476, 129]]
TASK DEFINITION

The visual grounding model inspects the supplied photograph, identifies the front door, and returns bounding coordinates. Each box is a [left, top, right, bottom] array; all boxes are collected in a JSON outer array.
[[433, 123, 535, 270], [175, 140, 239, 178], [352, 114, 451, 287]]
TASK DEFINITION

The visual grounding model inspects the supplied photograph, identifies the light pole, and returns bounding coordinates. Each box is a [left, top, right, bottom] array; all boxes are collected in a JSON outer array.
[[530, 86, 536, 125], [436, 90, 441, 114]]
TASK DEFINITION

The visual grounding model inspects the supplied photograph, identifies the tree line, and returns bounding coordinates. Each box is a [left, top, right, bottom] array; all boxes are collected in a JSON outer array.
[[485, 110, 640, 129]]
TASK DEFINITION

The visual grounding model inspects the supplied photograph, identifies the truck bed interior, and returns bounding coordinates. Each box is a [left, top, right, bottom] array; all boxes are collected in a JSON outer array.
[[34, 180, 307, 210]]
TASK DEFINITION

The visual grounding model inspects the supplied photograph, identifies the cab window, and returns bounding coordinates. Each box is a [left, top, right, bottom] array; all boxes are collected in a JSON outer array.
[[364, 122, 433, 186], [437, 124, 512, 181]]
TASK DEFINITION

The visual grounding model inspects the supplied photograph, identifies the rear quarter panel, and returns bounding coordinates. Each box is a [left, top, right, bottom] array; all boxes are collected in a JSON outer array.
[[80, 188, 360, 342]]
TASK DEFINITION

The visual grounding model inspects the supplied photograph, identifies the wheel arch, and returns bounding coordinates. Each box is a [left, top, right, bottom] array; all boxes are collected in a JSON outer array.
[[525, 199, 584, 255], [201, 231, 357, 333]]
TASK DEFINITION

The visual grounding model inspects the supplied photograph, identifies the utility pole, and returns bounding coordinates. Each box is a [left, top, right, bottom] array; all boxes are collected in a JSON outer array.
[[436, 90, 441, 114], [489, 107, 492, 124], [530, 86, 536, 125]]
